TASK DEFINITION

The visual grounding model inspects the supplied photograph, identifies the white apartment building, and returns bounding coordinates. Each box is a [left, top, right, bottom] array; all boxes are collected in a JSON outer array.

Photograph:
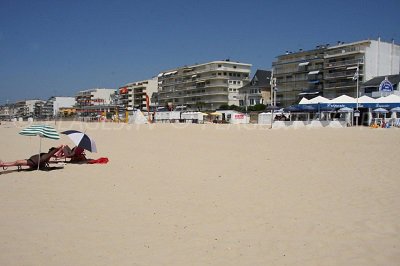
[[75, 88, 116, 117], [12, 99, 43, 117], [272, 38, 400, 106], [42, 96, 76, 118], [324, 38, 400, 98], [157, 60, 251, 110], [118, 77, 157, 110]]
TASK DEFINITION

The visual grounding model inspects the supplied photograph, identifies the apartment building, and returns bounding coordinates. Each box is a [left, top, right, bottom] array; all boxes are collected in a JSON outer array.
[[272, 47, 326, 107], [34, 100, 45, 118], [118, 77, 157, 111], [42, 97, 76, 118], [12, 99, 43, 118], [324, 39, 400, 98], [157, 60, 251, 110], [0, 105, 13, 120], [272, 38, 400, 107], [75, 88, 116, 117]]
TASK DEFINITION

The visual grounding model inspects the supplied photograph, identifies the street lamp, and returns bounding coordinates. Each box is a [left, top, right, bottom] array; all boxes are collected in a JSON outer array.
[[353, 61, 360, 126], [269, 71, 277, 128]]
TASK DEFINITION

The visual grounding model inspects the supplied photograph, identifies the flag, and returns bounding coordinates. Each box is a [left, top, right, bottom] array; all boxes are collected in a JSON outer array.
[[352, 68, 359, 81]]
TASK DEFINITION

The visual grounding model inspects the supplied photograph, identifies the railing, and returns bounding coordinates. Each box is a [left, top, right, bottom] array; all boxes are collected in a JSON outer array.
[[325, 71, 362, 79], [183, 91, 228, 98], [325, 46, 365, 57], [274, 66, 323, 75], [324, 81, 356, 89], [325, 58, 364, 68]]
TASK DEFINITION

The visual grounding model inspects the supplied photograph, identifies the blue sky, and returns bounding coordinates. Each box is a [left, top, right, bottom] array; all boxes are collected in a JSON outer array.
[[1, 0, 399, 102]]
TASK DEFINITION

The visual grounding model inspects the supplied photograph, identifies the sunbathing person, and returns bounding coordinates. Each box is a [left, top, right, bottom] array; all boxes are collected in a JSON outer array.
[[1, 145, 64, 170], [54, 145, 86, 162]]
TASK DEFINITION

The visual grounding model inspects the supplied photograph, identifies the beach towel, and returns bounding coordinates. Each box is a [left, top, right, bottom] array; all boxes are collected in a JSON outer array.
[[87, 157, 109, 164]]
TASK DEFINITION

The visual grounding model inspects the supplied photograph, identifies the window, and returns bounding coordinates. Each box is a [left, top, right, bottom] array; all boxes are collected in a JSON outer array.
[[229, 73, 232, 76], [223, 72, 227, 75], [233, 66, 237, 69], [218, 72, 222, 76], [218, 64, 222, 68]]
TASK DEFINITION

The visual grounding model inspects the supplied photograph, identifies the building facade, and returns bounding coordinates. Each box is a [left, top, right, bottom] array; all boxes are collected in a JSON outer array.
[[118, 77, 157, 111], [362, 74, 400, 98], [75, 88, 116, 117], [157, 60, 251, 110], [272, 47, 326, 107], [10, 99, 43, 118], [239, 70, 272, 107], [324, 39, 400, 98], [272, 39, 400, 107], [42, 97, 76, 118]]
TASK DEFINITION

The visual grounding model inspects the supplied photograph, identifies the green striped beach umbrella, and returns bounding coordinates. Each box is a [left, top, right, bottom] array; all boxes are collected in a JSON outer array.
[[19, 125, 60, 170]]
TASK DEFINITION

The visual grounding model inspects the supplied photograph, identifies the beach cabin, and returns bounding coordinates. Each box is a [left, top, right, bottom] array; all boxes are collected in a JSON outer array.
[[217, 110, 249, 124], [180, 112, 205, 123]]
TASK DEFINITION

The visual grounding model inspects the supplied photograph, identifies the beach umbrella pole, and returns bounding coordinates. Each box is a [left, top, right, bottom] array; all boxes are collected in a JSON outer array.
[[38, 136, 41, 170]]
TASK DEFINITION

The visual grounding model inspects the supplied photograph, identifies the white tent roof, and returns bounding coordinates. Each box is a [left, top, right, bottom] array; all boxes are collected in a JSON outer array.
[[299, 94, 400, 106], [331, 95, 355, 103], [358, 95, 376, 103], [298, 97, 310, 104], [375, 94, 400, 103], [307, 96, 330, 104]]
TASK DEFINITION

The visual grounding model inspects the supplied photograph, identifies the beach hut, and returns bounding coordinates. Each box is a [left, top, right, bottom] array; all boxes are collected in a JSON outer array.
[[258, 112, 272, 124], [217, 110, 249, 124]]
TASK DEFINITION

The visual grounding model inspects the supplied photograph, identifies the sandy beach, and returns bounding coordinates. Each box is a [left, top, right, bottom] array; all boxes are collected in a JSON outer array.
[[0, 121, 399, 265]]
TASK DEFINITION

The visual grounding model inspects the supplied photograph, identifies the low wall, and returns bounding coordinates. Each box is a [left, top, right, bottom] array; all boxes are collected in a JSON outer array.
[[272, 120, 348, 128]]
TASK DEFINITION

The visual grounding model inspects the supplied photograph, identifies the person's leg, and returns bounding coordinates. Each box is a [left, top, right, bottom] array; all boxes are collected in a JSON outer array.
[[1, 159, 29, 167]]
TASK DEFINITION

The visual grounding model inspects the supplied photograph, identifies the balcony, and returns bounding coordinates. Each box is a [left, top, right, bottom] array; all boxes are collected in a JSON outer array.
[[183, 91, 228, 98], [324, 58, 364, 69], [324, 81, 356, 90], [325, 46, 366, 58], [325, 71, 363, 79]]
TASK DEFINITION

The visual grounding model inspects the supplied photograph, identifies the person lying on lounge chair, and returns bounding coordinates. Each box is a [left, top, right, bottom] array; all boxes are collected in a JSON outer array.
[[1, 145, 63, 170], [53, 145, 86, 162]]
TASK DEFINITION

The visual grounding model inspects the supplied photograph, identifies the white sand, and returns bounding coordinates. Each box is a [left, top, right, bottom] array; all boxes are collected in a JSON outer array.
[[1, 121, 399, 265]]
